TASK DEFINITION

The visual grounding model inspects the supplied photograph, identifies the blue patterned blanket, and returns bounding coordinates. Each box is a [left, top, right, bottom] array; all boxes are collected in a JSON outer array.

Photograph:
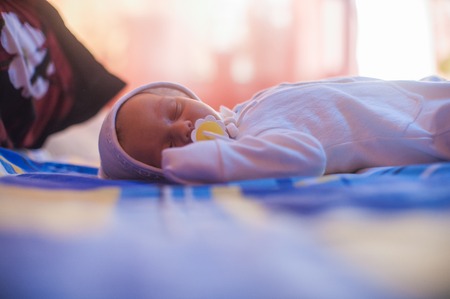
[[1, 148, 449, 299]]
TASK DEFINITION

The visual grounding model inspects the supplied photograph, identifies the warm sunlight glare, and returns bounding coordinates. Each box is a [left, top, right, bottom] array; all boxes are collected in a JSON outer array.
[[355, 0, 435, 80]]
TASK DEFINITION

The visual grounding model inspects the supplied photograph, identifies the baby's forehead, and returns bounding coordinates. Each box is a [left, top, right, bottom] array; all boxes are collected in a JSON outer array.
[[118, 93, 162, 118]]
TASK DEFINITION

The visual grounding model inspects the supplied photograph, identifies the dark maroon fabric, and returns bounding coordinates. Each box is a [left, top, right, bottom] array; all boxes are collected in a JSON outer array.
[[0, 0, 125, 148]]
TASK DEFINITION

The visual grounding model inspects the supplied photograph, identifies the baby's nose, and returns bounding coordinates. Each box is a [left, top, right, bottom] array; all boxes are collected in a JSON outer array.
[[174, 120, 193, 144]]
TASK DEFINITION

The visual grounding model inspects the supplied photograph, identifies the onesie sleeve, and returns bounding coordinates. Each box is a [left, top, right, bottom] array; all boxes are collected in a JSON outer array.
[[162, 129, 326, 184]]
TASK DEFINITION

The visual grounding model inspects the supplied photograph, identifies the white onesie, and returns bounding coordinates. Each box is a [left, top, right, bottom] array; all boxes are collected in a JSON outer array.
[[162, 76, 450, 184]]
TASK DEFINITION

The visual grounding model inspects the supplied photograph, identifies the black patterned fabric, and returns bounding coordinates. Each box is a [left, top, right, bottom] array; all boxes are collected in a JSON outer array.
[[0, 0, 125, 148]]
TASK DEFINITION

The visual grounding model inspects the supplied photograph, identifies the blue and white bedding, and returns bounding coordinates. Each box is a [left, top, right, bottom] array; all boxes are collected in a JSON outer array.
[[0, 148, 449, 299]]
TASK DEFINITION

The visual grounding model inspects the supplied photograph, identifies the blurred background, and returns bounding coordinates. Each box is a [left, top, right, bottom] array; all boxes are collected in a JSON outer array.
[[47, 0, 450, 109], [42, 0, 450, 164]]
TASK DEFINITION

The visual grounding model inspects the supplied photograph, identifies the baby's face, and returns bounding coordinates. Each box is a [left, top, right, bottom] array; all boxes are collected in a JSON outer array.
[[116, 93, 219, 168]]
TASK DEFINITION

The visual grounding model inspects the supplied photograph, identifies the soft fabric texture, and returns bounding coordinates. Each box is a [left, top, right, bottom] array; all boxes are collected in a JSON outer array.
[[163, 76, 450, 184], [0, 0, 125, 149], [98, 82, 201, 181], [2, 147, 450, 299]]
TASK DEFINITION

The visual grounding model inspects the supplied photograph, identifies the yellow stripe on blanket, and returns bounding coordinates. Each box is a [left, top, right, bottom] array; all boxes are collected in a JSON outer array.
[[212, 186, 268, 227], [294, 174, 339, 187], [0, 156, 24, 176], [0, 185, 119, 237]]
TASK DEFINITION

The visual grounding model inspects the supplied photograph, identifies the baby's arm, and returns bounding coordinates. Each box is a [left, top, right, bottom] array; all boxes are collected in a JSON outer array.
[[162, 129, 326, 184]]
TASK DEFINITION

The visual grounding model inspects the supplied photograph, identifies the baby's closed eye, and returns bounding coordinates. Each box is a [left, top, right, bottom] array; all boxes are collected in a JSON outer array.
[[170, 99, 181, 120]]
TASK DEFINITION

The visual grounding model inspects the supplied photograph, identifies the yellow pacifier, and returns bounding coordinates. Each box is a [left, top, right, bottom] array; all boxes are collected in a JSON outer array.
[[191, 115, 229, 142]]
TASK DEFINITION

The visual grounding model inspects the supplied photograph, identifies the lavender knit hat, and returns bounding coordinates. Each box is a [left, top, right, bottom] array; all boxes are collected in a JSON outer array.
[[98, 82, 201, 181]]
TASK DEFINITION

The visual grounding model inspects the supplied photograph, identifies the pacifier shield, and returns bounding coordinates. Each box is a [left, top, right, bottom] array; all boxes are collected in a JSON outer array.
[[191, 115, 229, 142]]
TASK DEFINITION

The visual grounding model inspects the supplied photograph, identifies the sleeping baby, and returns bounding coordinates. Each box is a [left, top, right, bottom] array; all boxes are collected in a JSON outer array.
[[98, 76, 450, 184]]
